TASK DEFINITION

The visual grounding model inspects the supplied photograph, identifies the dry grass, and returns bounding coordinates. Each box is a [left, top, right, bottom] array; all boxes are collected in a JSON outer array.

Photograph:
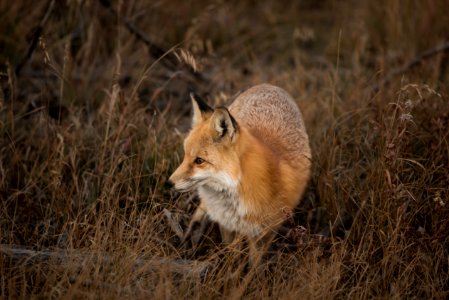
[[1, 0, 449, 298]]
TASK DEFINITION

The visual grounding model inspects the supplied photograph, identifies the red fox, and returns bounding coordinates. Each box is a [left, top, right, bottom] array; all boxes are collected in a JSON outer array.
[[168, 84, 311, 260]]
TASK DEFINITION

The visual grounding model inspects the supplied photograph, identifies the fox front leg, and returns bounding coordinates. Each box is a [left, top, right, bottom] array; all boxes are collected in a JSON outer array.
[[248, 231, 276, 266], [182, 202, 208, 246], [219, 225, 236, 245]]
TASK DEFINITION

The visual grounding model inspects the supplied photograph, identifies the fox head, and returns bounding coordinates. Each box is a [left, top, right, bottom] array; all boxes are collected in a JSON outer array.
[[168, 93, 241, 193]]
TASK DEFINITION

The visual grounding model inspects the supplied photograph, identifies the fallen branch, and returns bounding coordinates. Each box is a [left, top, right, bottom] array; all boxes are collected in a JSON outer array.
[[0, 244, 211, 278], [370, 40, 449, 93]]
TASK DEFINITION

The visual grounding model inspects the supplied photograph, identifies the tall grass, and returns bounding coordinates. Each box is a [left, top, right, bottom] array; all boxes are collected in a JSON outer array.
[[1, 0, 448, 298]]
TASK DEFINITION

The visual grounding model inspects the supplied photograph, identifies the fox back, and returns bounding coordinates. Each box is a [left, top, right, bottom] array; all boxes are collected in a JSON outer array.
[[169, 84, 311, 240], [229, 84, 311, 166]]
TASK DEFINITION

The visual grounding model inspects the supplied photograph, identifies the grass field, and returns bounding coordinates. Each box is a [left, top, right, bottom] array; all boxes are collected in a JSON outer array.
[[1, 0, 449, 298]]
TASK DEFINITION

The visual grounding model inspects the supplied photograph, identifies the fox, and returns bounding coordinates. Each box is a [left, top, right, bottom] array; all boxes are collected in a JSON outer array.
[[168, 83, 311, 262]]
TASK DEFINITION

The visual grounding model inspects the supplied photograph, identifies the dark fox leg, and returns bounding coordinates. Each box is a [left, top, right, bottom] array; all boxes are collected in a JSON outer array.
[[182, 201, 207, 245], [248, 230, 276, 266]]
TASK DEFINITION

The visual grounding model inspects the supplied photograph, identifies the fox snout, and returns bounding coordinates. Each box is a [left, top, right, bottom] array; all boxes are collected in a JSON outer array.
[[166, 168, 191, 196], [166, 170, 190, 190], [167, 164, 195, 192], [167, 171, 181, 191]]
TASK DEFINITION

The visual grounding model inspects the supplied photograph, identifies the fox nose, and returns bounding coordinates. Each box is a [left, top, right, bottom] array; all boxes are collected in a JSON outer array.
[[165, 179, 174, 189]]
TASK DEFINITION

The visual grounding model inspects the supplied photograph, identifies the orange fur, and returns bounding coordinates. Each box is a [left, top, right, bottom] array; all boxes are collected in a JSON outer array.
[[169, 84, 311, 261]]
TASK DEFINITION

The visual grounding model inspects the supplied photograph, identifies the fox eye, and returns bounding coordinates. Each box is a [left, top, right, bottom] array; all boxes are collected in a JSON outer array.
[[194, 157, 205, 165]]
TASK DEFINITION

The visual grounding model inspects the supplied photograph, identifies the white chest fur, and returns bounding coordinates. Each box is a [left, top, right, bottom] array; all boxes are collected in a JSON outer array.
[[198, 186, 261, 237]]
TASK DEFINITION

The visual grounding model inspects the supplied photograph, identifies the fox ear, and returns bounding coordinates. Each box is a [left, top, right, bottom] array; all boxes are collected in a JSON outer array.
[[211, 107, 239, 142], [190, 92, 213, 126]]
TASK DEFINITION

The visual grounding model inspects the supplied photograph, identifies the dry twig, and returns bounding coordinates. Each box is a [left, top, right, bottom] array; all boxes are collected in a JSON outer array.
[[14, 0, 55, 76], [370, 41, 449, 93], [99, 0, 206, 82]]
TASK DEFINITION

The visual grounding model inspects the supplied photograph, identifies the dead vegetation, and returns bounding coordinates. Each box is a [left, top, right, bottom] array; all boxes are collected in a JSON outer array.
[[1, 0, 448, 298]]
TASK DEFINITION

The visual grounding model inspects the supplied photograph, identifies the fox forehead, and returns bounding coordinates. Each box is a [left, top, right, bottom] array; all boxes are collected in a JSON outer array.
[[184, 125, 215, 155], [184, 134, 209, 157]]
